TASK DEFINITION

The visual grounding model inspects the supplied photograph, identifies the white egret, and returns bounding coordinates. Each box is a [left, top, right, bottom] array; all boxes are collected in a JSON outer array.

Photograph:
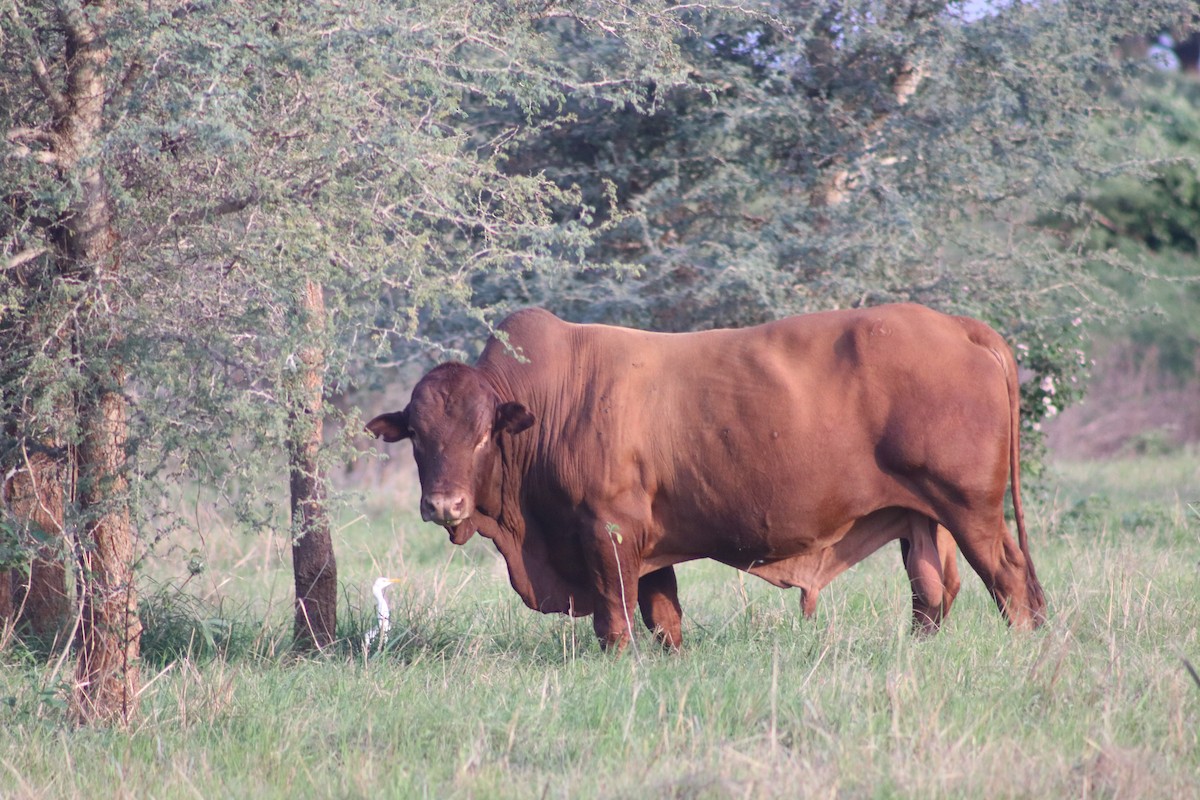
[[364, 577, 403, 652]]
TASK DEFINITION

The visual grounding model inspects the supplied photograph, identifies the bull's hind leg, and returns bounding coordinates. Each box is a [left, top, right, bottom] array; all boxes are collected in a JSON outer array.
[[937, 524, 961, 617], [899, 513, 953, 634], [943, 510, 1042, 629], [638, 567, 683, 650]]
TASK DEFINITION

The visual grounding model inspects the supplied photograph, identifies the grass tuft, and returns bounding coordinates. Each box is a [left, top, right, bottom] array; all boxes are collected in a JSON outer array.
[[138, 579, 283, 667]]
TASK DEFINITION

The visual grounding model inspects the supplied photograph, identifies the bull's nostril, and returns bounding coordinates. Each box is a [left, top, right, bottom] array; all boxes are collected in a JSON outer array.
[[419, 496, 436, 521], [422, 492, 468, 523]]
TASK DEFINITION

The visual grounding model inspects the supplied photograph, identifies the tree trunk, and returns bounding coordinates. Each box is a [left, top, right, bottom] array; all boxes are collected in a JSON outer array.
[[19, 553, 69, 641], [290, 278, 337, 650], [19, 0, 143, 724], [74, 373, 141, 724], [2, 451, 69, 641]]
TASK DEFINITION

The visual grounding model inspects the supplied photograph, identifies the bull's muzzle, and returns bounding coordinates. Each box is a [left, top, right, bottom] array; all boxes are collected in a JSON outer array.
[[420, 491, 470, 525]]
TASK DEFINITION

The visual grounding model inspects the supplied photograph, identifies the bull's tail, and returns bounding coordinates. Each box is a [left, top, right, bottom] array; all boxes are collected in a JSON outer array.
[[1003, 344, 1046, 623]]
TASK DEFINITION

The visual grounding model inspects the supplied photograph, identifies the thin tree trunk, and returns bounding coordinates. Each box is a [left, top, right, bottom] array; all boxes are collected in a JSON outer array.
[[0, 570, 13, 645], [69, 174, 142, 723], [2, 451, 69, 640], [290, 278, 337, 650]]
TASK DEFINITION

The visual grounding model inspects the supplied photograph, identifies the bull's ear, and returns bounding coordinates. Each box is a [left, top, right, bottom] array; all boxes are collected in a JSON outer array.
[[365, 410, 411, 442], [495, 402, 535, 435]]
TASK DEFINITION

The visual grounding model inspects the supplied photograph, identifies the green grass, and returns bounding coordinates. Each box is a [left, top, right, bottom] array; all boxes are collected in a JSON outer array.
[[2, 454, 1199, 798]]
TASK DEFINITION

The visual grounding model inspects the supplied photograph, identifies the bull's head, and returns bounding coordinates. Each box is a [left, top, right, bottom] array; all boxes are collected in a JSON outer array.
[[365, 363, 534, 543]]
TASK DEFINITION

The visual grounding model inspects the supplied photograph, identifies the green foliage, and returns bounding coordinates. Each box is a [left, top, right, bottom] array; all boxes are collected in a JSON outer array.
[[1063, 71, 1200, 380], [0, 518, 28, 573], [137, 580, 262, 667]]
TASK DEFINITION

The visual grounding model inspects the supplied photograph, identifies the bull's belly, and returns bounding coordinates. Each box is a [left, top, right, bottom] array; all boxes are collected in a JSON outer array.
[[639, 505, 916, 580], [637, 432, 927, 563]]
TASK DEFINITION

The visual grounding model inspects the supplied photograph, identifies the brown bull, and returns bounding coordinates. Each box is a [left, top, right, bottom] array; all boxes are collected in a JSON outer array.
[[367, 304, 1046, 650]]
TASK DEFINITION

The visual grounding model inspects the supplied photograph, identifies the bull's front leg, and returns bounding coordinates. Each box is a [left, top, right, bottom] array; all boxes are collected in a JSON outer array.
[[581, 519, 642, 652], [638, 566, 682, 651]]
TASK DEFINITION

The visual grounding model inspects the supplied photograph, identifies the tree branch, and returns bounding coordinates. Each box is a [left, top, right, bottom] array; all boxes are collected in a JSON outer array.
[[7, 126, 58, 147], [5, 247, 50, 271], [109, 61, 144, 110], [5, 7, 69, 118], [7, 126, 59, 163], [7, 142, 59, 165], [167, 187, 262, 226]]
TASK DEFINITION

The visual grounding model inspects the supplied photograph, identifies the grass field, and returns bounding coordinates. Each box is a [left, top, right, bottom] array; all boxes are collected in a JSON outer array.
[[2, 453, 1198, 798]]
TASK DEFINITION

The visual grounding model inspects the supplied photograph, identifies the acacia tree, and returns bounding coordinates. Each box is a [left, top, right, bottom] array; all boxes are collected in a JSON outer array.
[[2, 0, 713, 719], [96, 1, 701, 650]]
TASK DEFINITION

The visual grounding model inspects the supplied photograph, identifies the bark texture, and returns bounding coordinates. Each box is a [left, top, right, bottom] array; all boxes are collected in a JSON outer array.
[[75, 373, 141, 724], [290, 278, 338, 650], [2, 451, 69, 639]]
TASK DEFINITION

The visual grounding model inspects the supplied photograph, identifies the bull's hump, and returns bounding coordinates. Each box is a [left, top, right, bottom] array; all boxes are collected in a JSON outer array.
[[480, 309, 569, 369], [495, 308, 564, 339]]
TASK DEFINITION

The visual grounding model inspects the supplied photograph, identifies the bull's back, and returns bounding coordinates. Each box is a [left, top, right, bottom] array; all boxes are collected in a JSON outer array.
[[632, 304, 1011, 475]]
